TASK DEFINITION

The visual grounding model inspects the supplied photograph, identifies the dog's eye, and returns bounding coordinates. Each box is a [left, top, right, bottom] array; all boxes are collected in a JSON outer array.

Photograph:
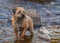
[[18, 11, 21, 14], [23, 11, 25, 13]]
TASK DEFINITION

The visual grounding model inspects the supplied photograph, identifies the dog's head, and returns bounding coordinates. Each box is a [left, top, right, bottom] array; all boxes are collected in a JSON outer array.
[[12, 7, 25, 19]]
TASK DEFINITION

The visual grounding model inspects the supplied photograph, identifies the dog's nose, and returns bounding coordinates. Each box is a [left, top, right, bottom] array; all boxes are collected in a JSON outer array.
[[21, 14, 24, 15], [21, 14, 25, 17]]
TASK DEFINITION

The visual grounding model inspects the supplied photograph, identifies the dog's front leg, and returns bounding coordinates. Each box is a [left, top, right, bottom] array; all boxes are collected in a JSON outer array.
[[20, 27, 27, 39], [14, 28, 18, 39]]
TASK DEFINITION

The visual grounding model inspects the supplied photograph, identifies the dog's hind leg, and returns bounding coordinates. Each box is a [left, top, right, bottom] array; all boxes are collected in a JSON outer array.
[[29, 21, 34, 36], [30, 28, 34, 36]]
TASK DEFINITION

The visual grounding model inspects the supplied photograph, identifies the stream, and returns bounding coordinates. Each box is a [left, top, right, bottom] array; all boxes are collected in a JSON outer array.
[[0, 0, 60, 43]]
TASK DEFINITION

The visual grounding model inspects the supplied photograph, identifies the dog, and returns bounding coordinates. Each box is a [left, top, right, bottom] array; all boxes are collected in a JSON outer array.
[[12, 7, 34, 40]]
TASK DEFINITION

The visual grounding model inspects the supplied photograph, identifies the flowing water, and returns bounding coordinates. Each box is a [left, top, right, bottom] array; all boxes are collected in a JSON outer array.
[[0, 0, 60, 43]]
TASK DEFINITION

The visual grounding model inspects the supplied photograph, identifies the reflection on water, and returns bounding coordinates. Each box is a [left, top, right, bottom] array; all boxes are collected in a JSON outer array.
[[2, 35, 60, 43], [2, 35, 33, 43], [14, 36, 33, 43]]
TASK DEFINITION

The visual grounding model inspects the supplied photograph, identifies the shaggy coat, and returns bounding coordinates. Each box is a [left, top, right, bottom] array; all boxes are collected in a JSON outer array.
[[12, 7, 34, 39]]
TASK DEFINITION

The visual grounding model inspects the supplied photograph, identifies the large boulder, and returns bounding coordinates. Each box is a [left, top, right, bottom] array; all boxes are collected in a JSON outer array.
[[38, 25, 60, 40], [26, 9, 41, 26]]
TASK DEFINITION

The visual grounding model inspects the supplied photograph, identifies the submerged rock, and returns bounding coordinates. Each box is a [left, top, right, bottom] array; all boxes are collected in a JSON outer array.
[[26, 9, 41, 26]]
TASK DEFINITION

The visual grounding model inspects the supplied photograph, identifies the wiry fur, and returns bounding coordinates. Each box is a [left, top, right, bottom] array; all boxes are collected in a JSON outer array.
[[12, 7, 34, 40]]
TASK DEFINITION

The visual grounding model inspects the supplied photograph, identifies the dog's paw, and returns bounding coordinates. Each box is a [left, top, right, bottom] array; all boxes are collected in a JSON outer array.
[[14, 37, 18, 40], [20, 37, 24, 40], [19, 36, 24, 40], [31, 33, 34, 37], [20, 38, 24, 40]]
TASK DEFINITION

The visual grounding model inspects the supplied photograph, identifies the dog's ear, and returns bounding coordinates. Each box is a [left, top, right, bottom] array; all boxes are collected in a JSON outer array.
[[12, 8, 16, 14]]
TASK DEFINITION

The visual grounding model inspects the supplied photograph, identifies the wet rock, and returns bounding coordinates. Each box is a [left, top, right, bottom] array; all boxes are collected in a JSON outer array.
[[35, 25, 60, 42], [0, 29, 3, 40], [26, 9, 41, 26], [0, 13, 9, 19], [0, 27, 15, 40], [37, 27, 51, 40], [0, 20, 4, 24], [42, 25, 60, 39]]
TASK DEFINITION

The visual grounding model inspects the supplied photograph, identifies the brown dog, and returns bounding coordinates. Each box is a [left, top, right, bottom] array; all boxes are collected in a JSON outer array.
[[12, 7, 34, 40]]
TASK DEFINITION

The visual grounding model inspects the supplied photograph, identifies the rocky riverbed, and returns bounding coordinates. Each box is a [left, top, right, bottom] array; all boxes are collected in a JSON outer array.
[[0, 25, 60, 43], [0, 0, 60, 43]]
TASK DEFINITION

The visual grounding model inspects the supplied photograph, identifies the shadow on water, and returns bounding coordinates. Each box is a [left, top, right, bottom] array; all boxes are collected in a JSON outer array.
[[14, 36, 33, 43]]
